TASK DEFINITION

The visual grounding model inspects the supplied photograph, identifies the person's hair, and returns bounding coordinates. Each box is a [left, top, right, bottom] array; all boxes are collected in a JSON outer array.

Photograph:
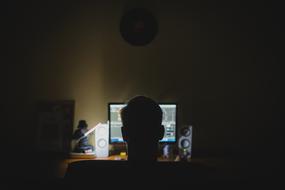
[[121, 96, 163, 141], [77, 120, 88, 129]]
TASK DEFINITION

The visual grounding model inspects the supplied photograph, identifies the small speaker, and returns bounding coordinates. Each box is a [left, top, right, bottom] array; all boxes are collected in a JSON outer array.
[[95, 123, 109, 158], [178, 125, 193, 161]]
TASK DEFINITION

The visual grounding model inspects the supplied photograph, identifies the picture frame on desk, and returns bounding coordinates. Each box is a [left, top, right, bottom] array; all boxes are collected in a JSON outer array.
[[36, 100, 74, 153]]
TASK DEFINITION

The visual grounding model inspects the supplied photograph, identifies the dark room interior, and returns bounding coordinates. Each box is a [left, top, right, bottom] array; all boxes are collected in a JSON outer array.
[[1, 0, 282, 188]]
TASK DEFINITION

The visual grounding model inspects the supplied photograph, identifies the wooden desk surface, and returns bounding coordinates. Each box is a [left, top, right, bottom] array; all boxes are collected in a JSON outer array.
[[56, 154, 181, 178]]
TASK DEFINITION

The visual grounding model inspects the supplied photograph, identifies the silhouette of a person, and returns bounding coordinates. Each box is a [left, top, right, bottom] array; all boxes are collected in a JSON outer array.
[[72, 120, 94, 153], [65, 96, 211, 187], [121, 96, 165, 163]]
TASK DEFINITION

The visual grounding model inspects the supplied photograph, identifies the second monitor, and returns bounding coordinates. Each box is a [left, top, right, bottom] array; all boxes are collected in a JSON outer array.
[[109, 103, 177, 143]]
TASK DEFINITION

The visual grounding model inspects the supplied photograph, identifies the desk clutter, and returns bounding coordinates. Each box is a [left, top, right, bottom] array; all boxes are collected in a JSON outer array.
[[70, 100, 192, 161], [70, 120, 193, 161]]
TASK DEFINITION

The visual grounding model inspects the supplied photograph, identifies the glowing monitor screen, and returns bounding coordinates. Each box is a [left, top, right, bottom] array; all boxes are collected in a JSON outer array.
[[109, 103, 177, 143]]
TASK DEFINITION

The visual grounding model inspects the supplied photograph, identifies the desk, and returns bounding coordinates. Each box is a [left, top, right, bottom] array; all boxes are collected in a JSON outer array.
[[57, 154, 181, 178]]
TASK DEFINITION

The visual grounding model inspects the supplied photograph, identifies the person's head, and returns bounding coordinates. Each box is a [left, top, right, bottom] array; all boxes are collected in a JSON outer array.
[[121, 96, 164, 162], [77, 120, 88, 129]]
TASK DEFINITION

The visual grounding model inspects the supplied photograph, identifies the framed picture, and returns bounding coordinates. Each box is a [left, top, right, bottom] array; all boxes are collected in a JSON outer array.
[[36, 100, 74, 153]]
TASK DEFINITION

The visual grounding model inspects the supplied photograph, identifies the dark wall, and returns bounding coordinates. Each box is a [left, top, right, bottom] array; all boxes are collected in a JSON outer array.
[[1, 0, 282, 162]]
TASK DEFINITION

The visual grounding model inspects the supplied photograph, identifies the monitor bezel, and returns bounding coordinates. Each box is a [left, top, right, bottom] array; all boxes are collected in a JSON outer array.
[[108, 102, 178, 144]]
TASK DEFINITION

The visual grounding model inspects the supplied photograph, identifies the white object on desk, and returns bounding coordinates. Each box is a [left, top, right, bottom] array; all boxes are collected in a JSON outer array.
[[94, 123, 109, 158]]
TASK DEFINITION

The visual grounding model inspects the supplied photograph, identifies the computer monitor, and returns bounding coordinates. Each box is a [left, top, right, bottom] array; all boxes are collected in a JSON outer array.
[[108, 103, 177, 143]]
